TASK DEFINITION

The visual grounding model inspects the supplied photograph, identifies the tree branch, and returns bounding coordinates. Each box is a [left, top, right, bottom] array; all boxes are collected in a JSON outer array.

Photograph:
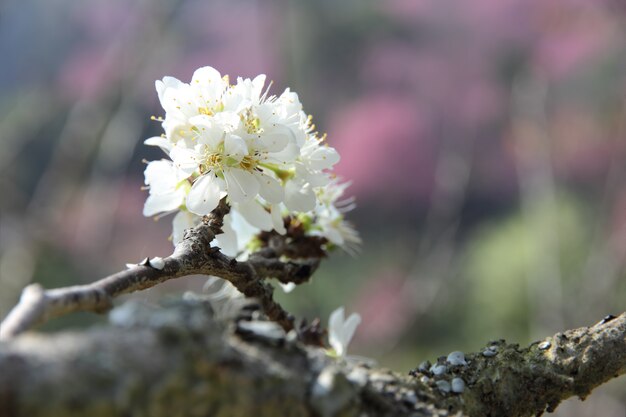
[[410, 313, 626, 416], [0, 200, 320, 340], [1, 300, 624, 417], [0, 299, 459, 417]]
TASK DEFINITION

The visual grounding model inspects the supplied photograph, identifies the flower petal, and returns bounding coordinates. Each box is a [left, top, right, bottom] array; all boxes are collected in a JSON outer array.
[[284, 180, 316, 212], [170, 146, 200, 176], [191, 66, 222, 85], [224, 169, 259, 203], [252, 74, 267, 100], [237, 201, 273, 231], [267, 142, 299, 164], [187, 175, 221, 215], [271, 204, 287, 234], [144, 160, 188, 192], [214, 214, 239, 257], [143, 193, 181, 217], [259, 125, 291, 152], [144, 136, 172, 154], [156, 76, 183, 103], [328, 307, 361, 357], [328, 307, 346, 355], [306, 144, 340, 171], [172, 211, 198, 245], [212, 111, 241, 132], [341, 313, 362, 351], [224, 134, 248, 160], [258, 173, 284, 204]]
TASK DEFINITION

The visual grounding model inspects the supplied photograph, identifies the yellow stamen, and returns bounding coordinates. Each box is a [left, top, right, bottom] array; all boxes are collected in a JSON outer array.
[[198, 106, 213, 116]]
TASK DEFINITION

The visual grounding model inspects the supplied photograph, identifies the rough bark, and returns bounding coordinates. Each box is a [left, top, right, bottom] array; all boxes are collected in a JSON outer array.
[[0, 299, 624, 417]]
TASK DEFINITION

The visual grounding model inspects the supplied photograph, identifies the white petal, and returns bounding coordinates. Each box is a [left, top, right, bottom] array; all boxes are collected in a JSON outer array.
[[284, 180, 316, 212], [324, 228, 345, 246], [340, 313, 362, 351], [191, 66, 222, 85], [306, 145, 340, 170], [224, 134, 248, 160], [144, 160, 188, 192], [172, 211, 198, 245], [258, 173, 284, 204], [189, 120, 225, 148], [237, 201, 273, 231], [212, 111, 241, 131], [267, 142, 299, 164], [187, 175, 221, 215], [143, 193, 181, 217], [170, 146, 200, 176], [224, 169, 259, 203], [144, 160, 172, 187], [252, 74, 267, 100], [229, 209, 261, 249], [214, 215, 239, 257], [144, 136, 172, 154], [156, 76, 183, 103], [328, 307, 361, 357], [271, 204, 287, 234], [259, 125, 291, 152], [328, 307, 346, 355]]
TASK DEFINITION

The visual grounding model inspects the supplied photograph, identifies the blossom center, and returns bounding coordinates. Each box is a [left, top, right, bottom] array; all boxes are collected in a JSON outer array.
[[241, 109, 262, 134], [239, 154, 258, 171], [199, 151, 223, 174], [197, 101, 224, 117]]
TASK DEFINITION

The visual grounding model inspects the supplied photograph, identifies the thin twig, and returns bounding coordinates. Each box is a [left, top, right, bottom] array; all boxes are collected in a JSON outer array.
[[0, 200, 320, 340]]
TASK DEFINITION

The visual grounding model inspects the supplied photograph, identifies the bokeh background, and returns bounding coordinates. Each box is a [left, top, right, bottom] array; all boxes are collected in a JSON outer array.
[[2, 0, 626, 414]]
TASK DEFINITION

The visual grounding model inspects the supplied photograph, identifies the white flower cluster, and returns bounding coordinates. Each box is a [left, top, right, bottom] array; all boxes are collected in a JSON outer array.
[[142, 67, 358, 255]]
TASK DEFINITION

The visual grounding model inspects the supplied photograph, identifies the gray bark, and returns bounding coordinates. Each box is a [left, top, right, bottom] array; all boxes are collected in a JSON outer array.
[[1, 299, 624, 417]]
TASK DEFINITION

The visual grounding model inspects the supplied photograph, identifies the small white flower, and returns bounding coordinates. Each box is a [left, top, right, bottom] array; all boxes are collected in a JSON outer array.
[[310, 180, 361, 254], [328, 306, 361, 358], [142, 160, 188, 217]]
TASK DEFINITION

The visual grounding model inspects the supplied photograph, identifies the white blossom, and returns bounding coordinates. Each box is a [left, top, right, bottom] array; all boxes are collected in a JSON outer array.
[[310, 180, 361, 254], [328, 306, 361, 358], [142, 160, 188, 217], [142, 66, 355, 253]]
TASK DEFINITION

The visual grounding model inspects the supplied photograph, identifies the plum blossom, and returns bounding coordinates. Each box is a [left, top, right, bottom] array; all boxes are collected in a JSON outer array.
[[328, 306, 362, 358], [142, 160, 189, 217], [309, 180, 362, 254], [142, 66, 356, 255]]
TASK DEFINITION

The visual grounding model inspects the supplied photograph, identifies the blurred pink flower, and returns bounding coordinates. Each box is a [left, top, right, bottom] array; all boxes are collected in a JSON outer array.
[[531, 3, 618, 80], [328, 94, 435, 202]]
